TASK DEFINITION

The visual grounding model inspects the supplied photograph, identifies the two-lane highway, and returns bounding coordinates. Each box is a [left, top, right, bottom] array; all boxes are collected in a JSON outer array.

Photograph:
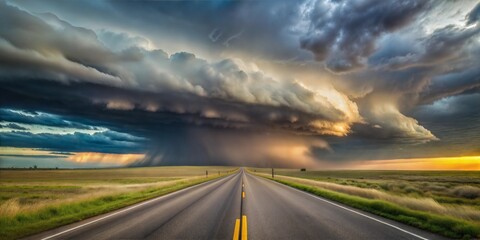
[[27, 169, 448, 240]]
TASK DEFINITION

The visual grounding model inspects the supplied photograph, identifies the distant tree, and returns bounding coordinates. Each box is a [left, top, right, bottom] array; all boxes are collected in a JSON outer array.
[[34, 165, 37, 169], [301, 168, 306, 172]]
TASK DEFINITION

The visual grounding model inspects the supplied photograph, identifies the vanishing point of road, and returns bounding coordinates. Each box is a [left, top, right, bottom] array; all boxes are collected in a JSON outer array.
[[27, 169, 449, 240]]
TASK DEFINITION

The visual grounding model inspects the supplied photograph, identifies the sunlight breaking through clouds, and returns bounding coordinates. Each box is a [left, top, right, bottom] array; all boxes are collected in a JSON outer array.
[[1, 0, 479, 168]]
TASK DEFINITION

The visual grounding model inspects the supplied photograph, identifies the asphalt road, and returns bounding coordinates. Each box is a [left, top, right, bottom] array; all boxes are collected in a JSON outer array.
[[27, 169, 449, 240]]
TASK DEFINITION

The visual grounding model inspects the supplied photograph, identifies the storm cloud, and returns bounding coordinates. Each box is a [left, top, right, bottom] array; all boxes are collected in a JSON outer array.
[[0, 130, 146, 154], [0, 109, 99, 130], [1, 0, 479, 167], [467, 2, 480, 25], [300, 0, 430, 72], [0, 2, 361, 136]]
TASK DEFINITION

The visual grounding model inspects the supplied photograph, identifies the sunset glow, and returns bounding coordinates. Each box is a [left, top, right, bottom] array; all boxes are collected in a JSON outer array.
[[346, 156, 480, 170], [68, 153, 145, 165]]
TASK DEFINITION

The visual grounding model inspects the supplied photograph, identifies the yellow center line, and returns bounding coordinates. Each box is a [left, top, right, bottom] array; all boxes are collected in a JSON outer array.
[[241, 215, 248, 240], [233, 218, 240, 240], [242, 191, 245, 198]]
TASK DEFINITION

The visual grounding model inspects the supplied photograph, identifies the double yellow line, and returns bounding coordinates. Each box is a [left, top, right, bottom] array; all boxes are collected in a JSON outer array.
[[233, 180, 247, 240], [233, 215, 247, 240]]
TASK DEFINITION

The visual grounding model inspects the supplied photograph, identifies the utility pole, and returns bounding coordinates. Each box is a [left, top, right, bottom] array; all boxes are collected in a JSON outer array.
[[206, 170, 208, 178], [272, 168, 274, 179]]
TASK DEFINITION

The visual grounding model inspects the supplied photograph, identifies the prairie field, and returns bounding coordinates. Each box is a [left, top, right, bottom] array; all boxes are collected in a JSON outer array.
[[252, 169, 480, 208], [250, 168, 480, 239], [0, 166, 236, 239]]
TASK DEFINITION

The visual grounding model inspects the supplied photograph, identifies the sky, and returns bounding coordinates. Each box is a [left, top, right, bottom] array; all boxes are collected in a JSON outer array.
[[0, 0, 479, 169]]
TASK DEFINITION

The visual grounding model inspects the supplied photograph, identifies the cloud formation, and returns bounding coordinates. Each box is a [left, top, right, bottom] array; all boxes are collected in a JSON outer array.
[[1, 0, 479, 167], [136, 130, 330, 167], [0, 2, 361, 137], [0, 109, 98, 130], [300, 0, 429, 72], [467, 2, 480, 25], [380, 25, 480, 70], [0, 130, 146, 154]]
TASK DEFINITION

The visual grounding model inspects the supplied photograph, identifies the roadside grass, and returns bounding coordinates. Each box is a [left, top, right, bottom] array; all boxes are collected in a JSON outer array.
[[250, 169, 480, 208], [0, 166, 236, 240], [271, 177, 479, 239]]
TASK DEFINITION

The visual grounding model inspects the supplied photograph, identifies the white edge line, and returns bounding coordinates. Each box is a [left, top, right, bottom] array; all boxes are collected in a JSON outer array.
[[41, 173, 237, 240], [254, 173, 429, 240]]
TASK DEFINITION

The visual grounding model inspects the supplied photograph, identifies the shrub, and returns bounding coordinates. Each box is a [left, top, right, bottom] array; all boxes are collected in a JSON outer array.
[[451, 186, 480, 199]]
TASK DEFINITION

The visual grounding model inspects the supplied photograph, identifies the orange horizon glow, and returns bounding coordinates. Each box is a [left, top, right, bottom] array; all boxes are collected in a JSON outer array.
[[343, 156, 480, 170], [68, 152, 145, 164], [1, 147, 478, 170]]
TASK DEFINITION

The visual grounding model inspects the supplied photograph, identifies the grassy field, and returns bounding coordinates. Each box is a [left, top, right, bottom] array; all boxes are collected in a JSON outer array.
[[0, 166, 236, 240], [249, 168, 480, 239]]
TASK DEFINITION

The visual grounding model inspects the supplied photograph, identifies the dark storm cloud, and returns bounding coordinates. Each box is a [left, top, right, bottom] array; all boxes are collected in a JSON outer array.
[[0, 154, 65, 158], [128, 0, 309, 59], [0, 2, 360, 138], [1, 0, 479, 166], [314, 94, 480, 161], [0, 109, 99, 130], [134, 130, 328, 168], [0, 3, 145, 89], [0, 123, 28, 130], [380, 25, 480, 70], [1, 79, 349, 137], [467, 2, 480, 25], [0, 130, 147, 154], [419, 67, 480, 104], [9, 0, 309, 61], [408, 93, 480, 155], [412, 93, 480, 124], [1, 79, 333, 167], [300, 0, 430, 72], [333, 10, 480, 142], [317, 91, 480, 162]]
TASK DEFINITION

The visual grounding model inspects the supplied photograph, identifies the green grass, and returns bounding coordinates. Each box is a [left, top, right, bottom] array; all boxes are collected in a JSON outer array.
[[0, 166, 234, 184], [250, 169, 480, 207], [0, 185, 84, 205], [0, 166, 237, 240]]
